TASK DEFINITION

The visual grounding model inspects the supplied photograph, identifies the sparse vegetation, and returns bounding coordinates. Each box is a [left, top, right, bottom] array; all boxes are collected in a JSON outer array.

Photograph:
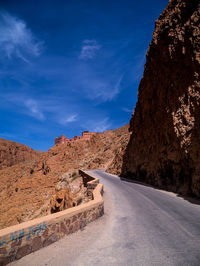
[[71, 171, 79, 181], [30, 169, 34, 174]]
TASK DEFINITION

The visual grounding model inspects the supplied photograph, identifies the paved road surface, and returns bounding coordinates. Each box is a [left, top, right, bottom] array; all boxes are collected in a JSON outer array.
[[10, 170, 200, 266]]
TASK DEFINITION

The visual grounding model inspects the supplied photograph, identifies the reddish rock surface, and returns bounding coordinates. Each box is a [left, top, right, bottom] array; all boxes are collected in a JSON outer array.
[[106, 126, 131, 176], [120, 0, 200, 197], [0, 125, 129, 229], [0, 138, 42, 170]]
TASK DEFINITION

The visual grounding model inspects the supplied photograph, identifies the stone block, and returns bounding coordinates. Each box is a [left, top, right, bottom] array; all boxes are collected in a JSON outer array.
[[32, 236, 42, 252], [50, 224, 56, 231], [72, 215, 77, 223], [16, 244, 31, 260], [42, 228, 49, 238], [43, 233, 59, 247], [0, 247, 7, 255], [65, 219, 70, 226], [69, 225, 74, 234], [11, 239, 22, 249], [0, 257, 10, 266], [60, 222, 67, 235]]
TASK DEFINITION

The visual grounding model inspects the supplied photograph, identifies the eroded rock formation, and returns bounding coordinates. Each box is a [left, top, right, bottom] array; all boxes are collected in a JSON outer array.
[[50, 171, 89, 213], [121, 0, 200, 197], [0, 138, 42, 170]]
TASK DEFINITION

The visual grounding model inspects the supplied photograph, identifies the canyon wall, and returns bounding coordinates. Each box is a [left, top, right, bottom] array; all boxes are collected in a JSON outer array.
[[121, 0, 200, 197]]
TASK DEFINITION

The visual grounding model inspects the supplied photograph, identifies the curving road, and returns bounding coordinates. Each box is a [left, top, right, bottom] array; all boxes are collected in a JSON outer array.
[[10, 170, 200, 266]]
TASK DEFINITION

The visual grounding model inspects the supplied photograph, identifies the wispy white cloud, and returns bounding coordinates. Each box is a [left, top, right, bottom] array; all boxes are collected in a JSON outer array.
[[0, 91, 80, 123], [83, 74, 123, 102], [60, 114, 78, 124], [82, 117, 111, 132], [24, 99, 45, 120], [79, 40, 101, 60], [1, 92, 45, 120], [0, 11, 43, 62], [122, 107, 132, 113]]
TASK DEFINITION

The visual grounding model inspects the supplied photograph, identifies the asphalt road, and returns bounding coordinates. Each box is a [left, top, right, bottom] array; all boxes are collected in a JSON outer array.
[[10, 170, 200, 266]]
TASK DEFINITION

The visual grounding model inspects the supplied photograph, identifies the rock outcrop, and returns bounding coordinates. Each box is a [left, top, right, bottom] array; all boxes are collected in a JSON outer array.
[[50, 171, 89, 213], [121, 0, 200, 197], [0, 138, 42, 170], [106, 126, 131, 176]]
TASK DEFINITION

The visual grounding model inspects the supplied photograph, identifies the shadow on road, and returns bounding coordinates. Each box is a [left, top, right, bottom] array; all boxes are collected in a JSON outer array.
[[120, 177, 200, 206], [176, 194, 200, 205]]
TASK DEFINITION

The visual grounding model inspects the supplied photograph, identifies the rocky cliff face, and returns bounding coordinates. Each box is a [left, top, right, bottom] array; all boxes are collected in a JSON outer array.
[[121, 0, 200, 197], [106, 126, 130, 176], [0, 138, 42, 170]]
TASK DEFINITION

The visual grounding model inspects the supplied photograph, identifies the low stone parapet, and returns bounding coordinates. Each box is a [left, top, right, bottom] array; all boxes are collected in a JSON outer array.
[[0, 170, 104, 265]]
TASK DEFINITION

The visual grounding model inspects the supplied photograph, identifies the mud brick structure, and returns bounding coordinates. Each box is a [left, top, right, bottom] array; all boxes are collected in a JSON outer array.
[[55, 131, 96, 145]]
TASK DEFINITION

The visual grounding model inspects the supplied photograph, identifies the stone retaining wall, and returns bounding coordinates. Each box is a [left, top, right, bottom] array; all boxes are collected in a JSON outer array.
[[79, 169, 99, 189], [0, 170, 104, 265]]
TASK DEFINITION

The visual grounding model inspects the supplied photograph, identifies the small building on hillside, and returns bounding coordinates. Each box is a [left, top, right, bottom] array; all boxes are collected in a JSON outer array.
[[54, 131, 96, 145], [81, 131, 96, 140], [55, 135, 70, 145]]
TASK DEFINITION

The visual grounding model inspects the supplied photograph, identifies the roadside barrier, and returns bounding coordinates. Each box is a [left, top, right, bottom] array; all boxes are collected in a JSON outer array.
[[0, 170, 104, 265]]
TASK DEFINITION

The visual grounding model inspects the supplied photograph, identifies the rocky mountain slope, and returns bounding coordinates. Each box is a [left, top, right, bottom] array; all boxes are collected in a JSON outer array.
[[0, 138, 42, 170], [0, 125, 129, 229], [106, 126, 131, 176], [119, 0, 200, 197]]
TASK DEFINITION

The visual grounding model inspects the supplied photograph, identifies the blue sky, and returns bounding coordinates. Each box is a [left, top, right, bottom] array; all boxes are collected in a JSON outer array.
[[0, 0, 168, 151]]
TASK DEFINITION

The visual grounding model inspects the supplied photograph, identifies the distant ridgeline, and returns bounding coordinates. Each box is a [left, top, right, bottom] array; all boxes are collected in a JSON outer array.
[[55, 131, 96, 145]]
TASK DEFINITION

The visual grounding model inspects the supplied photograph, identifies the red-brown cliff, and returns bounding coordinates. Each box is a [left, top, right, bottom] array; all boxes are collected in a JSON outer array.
[[0, 138, 42, 170], [120, 0, 200, 197]]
